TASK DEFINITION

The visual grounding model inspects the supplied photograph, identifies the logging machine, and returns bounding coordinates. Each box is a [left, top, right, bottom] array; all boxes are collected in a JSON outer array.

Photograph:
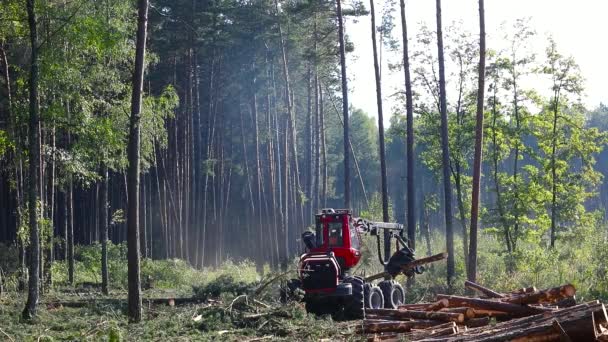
[[284, 208, 446, 319]]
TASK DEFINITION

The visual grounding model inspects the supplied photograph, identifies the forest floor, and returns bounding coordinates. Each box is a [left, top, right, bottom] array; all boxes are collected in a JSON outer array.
[[0, 288, 355, 341]]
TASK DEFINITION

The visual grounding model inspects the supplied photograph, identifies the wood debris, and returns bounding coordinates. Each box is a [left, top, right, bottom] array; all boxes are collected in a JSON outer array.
[[355, 281, 607, 341]]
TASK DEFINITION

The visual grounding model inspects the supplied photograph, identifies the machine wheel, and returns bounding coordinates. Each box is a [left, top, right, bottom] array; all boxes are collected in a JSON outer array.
[[305, 297, 332, 316], [343, 276, 365, 319], [305, 298, 320, 315], [364, 284, 384, 309], [378, 280, 405, 309]]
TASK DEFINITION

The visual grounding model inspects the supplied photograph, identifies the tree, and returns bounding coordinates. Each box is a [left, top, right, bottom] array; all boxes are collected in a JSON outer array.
[[399, 0, 415, 253], [100, 166, 109, 295], [468, 0, 486, 283], [22, 0, 41, 320], [126, 0, 149, 323], [536, 39, 602, 248], [369, 0, 390, 263], [336, 0, 350, 209], [435, 0, 455, 289]]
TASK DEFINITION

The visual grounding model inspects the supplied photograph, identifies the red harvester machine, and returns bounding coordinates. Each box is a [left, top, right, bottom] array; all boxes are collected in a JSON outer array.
[[285, 208, 446, 319]]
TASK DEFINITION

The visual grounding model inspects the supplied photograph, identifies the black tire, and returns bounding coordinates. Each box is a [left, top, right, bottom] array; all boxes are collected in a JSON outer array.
[[305, 298, 320, 315], [378, 280, 405, 309], [364, 284, 384, 309], [343, 276, 364, 319], [305, 297, 336, 317]]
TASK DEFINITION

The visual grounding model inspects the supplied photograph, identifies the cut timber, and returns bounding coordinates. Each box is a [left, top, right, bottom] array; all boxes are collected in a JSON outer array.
[[366, 308, 465, 323], [405, 322, 458, 340], [436, 294, 549, 317], [366, 333, 400, 342], [365, 252, 447, 282], [471, 308, 510, 318], [427, 299, 449, 311], [439, 307, 475, 319], [503, 284, 575, 305], [464, 280, 504, 298], [356, 319, 444, 334], [555, 296, 576, 308], [464, 317, 491, 328], [398, 303, 433, 310], [440, 302, 606, 341]]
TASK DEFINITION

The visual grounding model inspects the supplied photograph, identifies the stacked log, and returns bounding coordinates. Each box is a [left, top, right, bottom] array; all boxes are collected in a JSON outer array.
[[354, 282, 607, 341]]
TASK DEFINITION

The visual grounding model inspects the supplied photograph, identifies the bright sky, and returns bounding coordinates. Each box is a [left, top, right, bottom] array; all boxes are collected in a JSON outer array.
[[345, 0, 608, 123]]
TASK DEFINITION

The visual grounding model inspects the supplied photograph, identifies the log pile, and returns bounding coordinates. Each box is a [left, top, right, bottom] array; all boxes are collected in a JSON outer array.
[[355, 282, 608, 341]]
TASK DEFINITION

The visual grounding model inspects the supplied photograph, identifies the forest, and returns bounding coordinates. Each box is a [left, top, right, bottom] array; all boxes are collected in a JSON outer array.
[[1, 0, 608, 340]]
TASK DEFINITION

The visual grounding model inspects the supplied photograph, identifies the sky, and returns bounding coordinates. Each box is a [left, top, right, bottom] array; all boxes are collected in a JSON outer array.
[[344, 0, 608, 123]]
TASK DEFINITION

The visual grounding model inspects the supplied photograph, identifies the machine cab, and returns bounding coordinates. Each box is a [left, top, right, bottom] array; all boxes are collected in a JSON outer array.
[[305, 209, 362, 270]]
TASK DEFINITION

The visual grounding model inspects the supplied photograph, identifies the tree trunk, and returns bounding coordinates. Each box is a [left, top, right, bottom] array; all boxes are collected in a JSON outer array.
[[550, 90, 560, 248], [126, 0, 148, 323], [67, 102, 74, 286], [319, 86, 327, 207], [23, 0, 41, 320], [435, 0, 455, 290], [100, 165, 109, 295], [400, 0, 416, 255], [468, 0, 486, 284], [336, 0, 350, 209], [369, 0, 391, 264], [490, 83, 513, 254]]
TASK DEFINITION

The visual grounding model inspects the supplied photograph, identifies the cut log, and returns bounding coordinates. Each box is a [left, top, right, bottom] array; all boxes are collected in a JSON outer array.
[[356, 319, 442, 334], [464, 317, 491, 328], [440, 307, 475, 319], [366, 333, 400, 342], [439, 302, 606, 341], [436, 294, 549, 317], [427, 299, 449, 311], [398, 303, 433, 310], [366, 308, 465, 323], [471, 308, 510, 318], [503, 284, 576, 305], [365, 252, 447, 282], [405, 322, 458, 340], [464, 280, 505, 298], [554, 296, 576, 308]]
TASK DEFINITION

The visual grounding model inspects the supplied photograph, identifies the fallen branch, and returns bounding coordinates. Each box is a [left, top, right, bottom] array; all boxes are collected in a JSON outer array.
[[0, 328, 14, 342], [253, 270, 293, 298]]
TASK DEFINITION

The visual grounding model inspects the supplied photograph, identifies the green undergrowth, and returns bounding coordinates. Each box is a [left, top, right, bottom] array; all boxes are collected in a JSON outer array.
[[47, 242, 260, 295]]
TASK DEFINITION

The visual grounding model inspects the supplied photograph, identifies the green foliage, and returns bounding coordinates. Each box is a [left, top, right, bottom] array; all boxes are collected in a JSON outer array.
[[398, 228, 608, 302], [0, 130, 13, 157], [50, 243, 260, 293]]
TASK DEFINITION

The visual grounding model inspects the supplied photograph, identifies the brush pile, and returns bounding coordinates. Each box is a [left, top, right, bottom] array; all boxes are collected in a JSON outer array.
[[356, 281, 608, 341]]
